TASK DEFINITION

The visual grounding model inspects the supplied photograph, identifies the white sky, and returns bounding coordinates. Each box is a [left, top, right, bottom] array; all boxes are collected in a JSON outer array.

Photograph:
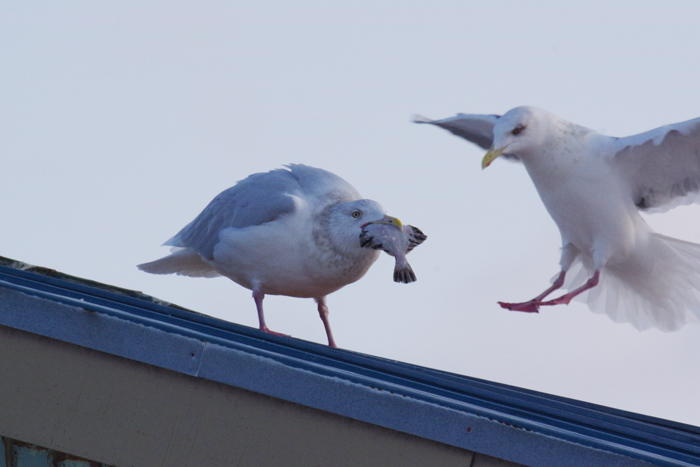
[[3, 1, 700, 426]]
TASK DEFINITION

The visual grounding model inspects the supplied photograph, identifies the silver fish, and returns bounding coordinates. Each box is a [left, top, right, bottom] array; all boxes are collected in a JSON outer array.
[[359, 220, 427, 283]]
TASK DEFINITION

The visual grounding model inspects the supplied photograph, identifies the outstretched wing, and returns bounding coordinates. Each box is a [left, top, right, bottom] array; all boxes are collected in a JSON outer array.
[[414, 113, 517, 155], [611, 117, 700, 212]]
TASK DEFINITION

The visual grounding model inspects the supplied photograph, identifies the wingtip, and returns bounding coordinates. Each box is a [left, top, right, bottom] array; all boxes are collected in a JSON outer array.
[[411, 114, 432, 124]]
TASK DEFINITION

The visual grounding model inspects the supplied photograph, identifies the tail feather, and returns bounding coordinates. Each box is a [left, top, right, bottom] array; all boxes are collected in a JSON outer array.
[[138, 248, 221, 278], [563, 234, 700, 331]]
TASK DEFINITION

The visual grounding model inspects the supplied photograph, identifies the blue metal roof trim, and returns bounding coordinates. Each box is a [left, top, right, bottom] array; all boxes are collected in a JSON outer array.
[[0, 259, 699, 467]]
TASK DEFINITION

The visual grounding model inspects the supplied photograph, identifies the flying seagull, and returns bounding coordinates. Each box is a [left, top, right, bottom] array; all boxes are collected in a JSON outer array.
[[416, 107, 700, 331], [138, 164, 416, 347]]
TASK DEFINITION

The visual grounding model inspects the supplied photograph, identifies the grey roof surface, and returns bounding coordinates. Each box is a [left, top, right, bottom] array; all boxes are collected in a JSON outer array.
[[0, 256, 698, 467]]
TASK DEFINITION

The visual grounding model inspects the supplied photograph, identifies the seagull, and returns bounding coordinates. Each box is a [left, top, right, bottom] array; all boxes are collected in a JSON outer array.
[[138, 164, 406, 347], [416, 107, 700, 331]]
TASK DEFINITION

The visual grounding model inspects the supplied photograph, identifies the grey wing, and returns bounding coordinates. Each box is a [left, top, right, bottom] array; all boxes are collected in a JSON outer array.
[[285, 163, 361, 200], [413, 113, 519, 161], [612, 117, 700, 212], [166, 169, 300, 258]]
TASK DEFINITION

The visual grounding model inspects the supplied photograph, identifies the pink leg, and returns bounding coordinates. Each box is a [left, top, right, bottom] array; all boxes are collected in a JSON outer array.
[[500, 270, 600, 313], [315, 297, 337, 348], [539, 270, 600, 307], [499, 270, 567, 313], [253, 289, 290, 337]]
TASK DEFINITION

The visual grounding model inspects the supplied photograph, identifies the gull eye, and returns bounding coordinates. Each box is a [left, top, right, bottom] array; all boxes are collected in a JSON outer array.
[[512, 125, 525, 135], [351, 210, 361, 218]]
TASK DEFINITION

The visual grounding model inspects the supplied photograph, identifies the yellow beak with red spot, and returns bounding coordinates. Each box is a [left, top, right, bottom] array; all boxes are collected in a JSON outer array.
[[482, 145, 509, 169]]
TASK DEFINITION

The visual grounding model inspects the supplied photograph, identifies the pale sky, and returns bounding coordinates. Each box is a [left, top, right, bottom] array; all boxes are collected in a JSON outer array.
[[3, 1, 700, 426]]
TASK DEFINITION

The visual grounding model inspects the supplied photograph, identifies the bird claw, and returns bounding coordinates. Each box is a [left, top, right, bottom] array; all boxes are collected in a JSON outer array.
[[259, 325, 291, 338], [498, 301, 541, 313]]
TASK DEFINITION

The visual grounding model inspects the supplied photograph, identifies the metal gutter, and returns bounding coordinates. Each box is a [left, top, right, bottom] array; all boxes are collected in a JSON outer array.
[[0, 257, 698, 467]]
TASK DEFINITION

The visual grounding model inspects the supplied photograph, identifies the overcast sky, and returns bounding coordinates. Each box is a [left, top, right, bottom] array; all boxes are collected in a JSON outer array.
[[3, 1, 700, 426]]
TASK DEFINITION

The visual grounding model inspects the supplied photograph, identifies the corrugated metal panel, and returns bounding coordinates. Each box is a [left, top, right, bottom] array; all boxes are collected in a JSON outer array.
[[1, 437, 112, 467]]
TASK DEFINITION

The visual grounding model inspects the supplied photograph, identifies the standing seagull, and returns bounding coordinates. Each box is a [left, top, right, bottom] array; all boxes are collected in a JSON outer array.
[[138, 164, 406, 347], [416, 107, 700, 331]]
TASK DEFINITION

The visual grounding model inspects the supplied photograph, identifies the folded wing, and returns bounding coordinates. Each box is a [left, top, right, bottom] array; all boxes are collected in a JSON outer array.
[[166, 169, 302, 258]]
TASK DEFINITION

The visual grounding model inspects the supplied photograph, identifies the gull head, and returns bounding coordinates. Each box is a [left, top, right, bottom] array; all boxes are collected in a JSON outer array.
[[323, 199, 392, 253], [482, 106, 551, 169]]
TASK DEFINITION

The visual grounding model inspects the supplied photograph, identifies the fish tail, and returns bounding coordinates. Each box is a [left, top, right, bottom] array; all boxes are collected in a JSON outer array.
[[394, 264, 417, 284]]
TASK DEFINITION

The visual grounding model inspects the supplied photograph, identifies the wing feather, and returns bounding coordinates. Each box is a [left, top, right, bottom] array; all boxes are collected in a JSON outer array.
[[413, 113, 519, 161], [165, 164, 362, 258], [166, 168, 301, 257], [612, 117, 700, 212]]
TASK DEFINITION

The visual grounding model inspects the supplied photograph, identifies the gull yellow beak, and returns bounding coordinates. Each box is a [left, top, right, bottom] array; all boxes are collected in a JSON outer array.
[[482, 145, 509, 169], [363, 215, 403, 230]]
